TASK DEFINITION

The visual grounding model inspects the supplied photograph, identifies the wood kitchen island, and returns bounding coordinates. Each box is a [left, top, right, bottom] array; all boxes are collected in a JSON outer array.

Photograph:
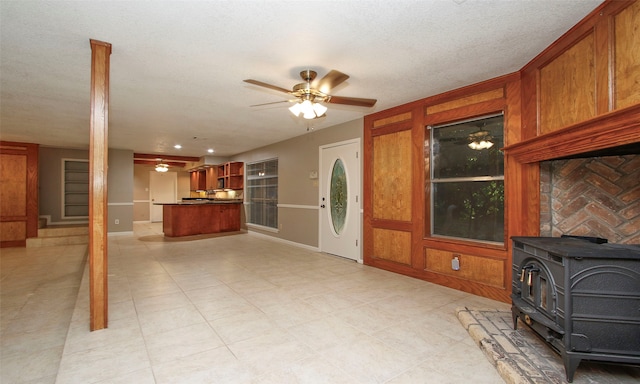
[[159, 201, 242, 237]]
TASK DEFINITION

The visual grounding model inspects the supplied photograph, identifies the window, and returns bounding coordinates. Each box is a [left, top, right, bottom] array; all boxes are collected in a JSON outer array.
[[62, 159, 89, 218], [246, 158, 278, 229], [428, 114, 504, 243]]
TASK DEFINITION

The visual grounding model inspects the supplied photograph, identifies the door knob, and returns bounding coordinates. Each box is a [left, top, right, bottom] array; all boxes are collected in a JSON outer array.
[[320, 204, 325, 208]]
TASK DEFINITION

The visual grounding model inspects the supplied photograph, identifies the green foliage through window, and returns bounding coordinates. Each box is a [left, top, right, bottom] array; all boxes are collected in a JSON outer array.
[[428, 114, 505, 243]]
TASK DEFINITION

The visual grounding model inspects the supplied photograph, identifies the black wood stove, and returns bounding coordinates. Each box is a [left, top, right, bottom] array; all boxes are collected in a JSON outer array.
[[511, 236, 640, 382]]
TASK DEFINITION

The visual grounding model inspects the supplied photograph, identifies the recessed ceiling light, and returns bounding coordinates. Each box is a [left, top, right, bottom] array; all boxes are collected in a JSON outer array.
[[208, 149, 214, 153], [174, 144, 182, 149]]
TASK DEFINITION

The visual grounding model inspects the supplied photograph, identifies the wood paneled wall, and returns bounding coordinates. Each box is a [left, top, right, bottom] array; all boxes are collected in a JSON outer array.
[[0, 141, 38, 247], [364, 109, 416, 268], [365, 75, 521, 303], [522, 0, 639, 136], [372, 130, 412, 222], [614, 1, 640, 109], [364, 0, 639, 303]]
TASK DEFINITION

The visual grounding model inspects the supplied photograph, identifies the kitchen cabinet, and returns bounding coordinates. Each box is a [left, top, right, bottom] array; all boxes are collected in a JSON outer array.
[[161, 202, 241, 237], [189, 170, 206, 191], [205, 167, 217, 190], [217, 161, 243, 190]]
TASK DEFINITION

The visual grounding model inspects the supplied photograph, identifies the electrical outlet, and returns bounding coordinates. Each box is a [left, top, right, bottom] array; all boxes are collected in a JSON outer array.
[[114, 219, 119, 225], [451, 256, 460, 271]]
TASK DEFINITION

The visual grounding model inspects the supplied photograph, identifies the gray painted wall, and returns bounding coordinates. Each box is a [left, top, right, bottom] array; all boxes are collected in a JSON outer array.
[[39, 146, 135, 233], [39, 147, 89, 224], [232, 118, 363, 247], [38, 117, 362, 242], [107, 148, 134, 233]]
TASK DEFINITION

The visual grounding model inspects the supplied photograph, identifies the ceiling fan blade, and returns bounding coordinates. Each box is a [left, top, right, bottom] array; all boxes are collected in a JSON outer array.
[[250, 100, 295, 107], [315, 70, 349, 93], [327, 95, 377, 107], [243, 79, 291, 94]]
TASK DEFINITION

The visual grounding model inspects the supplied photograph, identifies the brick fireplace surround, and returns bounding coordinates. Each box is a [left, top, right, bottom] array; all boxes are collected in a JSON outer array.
[[540, 154, 640, 244]]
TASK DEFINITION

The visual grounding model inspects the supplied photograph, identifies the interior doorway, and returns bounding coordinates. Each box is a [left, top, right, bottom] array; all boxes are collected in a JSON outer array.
[[149, 171, 177, 222], [319, 139, 361, 262]]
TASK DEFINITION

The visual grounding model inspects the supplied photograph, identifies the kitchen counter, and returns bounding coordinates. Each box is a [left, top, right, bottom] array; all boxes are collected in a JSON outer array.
[[156, 200, 243, 205], [157, 201, 242, 237]]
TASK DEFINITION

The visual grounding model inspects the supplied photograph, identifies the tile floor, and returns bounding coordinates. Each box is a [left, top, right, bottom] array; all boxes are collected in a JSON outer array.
[[1, 223, 510, 383]]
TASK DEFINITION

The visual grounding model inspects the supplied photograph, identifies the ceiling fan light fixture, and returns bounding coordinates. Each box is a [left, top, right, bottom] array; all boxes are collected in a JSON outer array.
[[290, 99, 327, 119], [155, 163, 169, 172], [289, 102, 303, 117], [468, 140, 494, 150], [246, 69, 376, 121], [467, 130, 494, 150], [312, 102, 327, 117]]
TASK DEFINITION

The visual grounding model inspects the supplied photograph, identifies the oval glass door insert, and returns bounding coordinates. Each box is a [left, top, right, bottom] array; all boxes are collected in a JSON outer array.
[[330, 158, 347, 235]]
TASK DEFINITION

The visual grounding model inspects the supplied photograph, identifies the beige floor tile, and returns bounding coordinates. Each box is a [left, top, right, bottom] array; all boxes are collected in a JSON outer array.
[[320, 333, 418, 383], [226, 277, 279, 296], [187, 287, 257, 321], [287, 315, 364, 352], [408, 340, 505, 384], [3, 223, 516, 383], [0, 345, 63, 383], [137, 303, 206, 337], [208, 307, 278, 344], [242, 287, 298, 310], [94, 367, 156, 384], [260, 299, 327, 328], [152, 346, 255, 384], [133, 291, 192, 314], [144, 322, 224, 365], [251, 356, 364, 384], [108, 298, 137, 321], [372, 319, 460, 358], [226, 328, 316, 376], [332, 302, 410, 335], [170, 271, 224, 291], [63, 317, 143, 355], [56, 337, 150, 384], [0, 322, 68, 358], [302, 290, 366, 314]]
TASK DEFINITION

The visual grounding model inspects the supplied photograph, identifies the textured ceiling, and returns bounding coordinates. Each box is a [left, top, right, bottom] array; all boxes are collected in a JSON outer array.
[[0, 0, 602, 158]]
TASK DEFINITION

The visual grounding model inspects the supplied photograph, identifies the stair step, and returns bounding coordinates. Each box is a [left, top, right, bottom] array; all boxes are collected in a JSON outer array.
[[38, 226, 89, 238], [26, 226, 89, 247], [26, 234, 88, 247]]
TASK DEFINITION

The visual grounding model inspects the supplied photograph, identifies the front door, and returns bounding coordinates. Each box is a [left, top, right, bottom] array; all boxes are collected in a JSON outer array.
[[149, 171, 177, 222], [319, 139, 361, 262]]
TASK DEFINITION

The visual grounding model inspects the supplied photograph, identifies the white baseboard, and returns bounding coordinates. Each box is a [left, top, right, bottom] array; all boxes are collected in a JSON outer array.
[[247, 230, 319, 252]]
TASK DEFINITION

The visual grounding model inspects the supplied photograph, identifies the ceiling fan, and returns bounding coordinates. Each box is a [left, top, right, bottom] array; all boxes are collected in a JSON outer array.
[[244, 69, 377, 119]]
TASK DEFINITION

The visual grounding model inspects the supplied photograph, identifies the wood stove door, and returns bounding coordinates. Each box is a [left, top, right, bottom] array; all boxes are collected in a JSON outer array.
[[517, 260, 557, 321]]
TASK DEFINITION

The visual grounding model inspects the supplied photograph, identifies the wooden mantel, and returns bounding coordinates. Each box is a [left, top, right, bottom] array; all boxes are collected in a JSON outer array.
[[503, 103, 640, 163]]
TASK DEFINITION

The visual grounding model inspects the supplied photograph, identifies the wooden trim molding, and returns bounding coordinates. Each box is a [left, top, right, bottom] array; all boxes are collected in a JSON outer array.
[[502, 103, 640, 163], [133, 159, 186, 167], [133, 153, 199, 162]]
